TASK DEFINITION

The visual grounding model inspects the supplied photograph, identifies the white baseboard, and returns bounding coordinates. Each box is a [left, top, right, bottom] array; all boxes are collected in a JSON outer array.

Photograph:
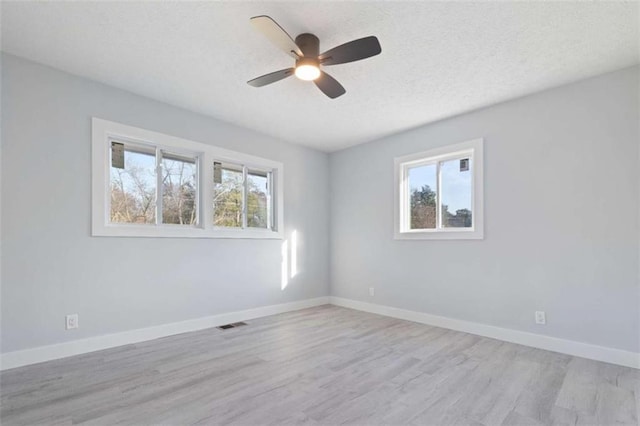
[[0, 297, 330, 371], [3, 296, 637, 371], [330, 296, 640, 370]]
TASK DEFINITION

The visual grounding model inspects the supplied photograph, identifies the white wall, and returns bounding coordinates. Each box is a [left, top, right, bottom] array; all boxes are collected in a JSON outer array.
[[330, 66, 640, 353], [1, 54, 330, 353]]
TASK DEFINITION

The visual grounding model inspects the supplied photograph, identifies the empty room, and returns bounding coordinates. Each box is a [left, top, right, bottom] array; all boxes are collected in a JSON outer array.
[[1, 1, 639, 425]]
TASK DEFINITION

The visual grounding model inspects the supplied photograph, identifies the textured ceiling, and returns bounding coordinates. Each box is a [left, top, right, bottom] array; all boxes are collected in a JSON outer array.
[[2, 1, 638, 152]]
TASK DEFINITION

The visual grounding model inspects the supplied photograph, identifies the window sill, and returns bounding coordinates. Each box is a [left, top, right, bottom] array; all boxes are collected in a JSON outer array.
[[92, 224, 283, 239], [394, 229, 484, 240]]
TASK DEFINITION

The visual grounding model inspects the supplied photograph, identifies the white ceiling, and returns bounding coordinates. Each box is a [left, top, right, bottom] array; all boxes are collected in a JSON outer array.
[[2, 2, 638, 152]]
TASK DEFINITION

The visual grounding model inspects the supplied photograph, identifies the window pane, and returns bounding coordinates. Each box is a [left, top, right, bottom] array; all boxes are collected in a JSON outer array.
[[408, 164, 437, 229], [161, 154, 197, 225], [110, 149, 157, 224], [247, 171, 269, 228], [214, 167, 243, 227], [441, 157, 472, 228]]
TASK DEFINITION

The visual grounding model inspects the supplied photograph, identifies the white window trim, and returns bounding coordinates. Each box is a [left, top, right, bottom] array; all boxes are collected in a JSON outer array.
[[92, 118, 284, 239], [394, 138, 484, 240]]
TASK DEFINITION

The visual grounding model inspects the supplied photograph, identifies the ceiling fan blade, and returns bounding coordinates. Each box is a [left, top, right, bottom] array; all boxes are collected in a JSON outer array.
[[250, 16, 304, 59], [319, 36, 381, 66], [314, 71, 346, 99], [247, 68, 295, 87]]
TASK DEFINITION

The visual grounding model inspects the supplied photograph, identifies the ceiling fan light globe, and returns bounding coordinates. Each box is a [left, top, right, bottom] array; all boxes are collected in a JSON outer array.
[[295, 65, 321, 81]]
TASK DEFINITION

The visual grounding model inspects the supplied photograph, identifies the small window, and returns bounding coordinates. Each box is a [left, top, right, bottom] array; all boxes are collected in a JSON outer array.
[[246, 170, 271, 229], [213, 164, 244, 228], [110, 145, 157, 224], [395, 139, 483, 240], [212, 164, 273, 230], [93, 118, 283, 238], [161, 151, 198, 226]]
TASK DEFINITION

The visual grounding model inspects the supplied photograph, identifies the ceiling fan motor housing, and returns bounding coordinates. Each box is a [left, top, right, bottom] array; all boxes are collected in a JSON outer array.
[[295, 33, 320, 58]]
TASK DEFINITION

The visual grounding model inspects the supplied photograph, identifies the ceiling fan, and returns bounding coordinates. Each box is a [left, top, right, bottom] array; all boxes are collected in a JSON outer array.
[[247, 15, 382, 99]]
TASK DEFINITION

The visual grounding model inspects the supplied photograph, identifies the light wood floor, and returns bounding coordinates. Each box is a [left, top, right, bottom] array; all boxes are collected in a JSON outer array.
[[1, 305, 638, 425]]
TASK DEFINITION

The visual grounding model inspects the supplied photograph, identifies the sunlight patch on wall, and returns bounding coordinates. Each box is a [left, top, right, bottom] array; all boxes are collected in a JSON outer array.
[[281, 230, 301, 290], [291, 230, 298, 278], [281, 239, 289, 290]]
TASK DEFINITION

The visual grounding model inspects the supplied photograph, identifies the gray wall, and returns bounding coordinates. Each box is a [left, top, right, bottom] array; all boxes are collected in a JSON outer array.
[[1, 54, 330, 353], [330, 66, 640, 353], [2, 53, 638, 356]]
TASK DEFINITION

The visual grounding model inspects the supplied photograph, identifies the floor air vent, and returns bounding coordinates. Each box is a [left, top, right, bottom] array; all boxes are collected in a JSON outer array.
[[217, 322, 248, 330]]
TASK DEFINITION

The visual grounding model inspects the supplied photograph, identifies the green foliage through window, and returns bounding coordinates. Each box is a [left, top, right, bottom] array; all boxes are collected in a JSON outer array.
[[410, 184, 472, 229], [408, 157, 473, 230], [213, 167, 271, 229]]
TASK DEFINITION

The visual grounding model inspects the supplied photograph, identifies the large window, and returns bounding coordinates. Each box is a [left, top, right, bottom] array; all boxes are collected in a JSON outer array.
[[93, 118, 283, 238], [109, 143, 199, 226], [395, 139, 483, 240]]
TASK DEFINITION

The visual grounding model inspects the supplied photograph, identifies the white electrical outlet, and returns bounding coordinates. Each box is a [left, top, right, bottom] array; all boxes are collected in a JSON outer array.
[[369, 287, 375, 297], [66, 314, 79, 330], [535, 311, 546, 325]]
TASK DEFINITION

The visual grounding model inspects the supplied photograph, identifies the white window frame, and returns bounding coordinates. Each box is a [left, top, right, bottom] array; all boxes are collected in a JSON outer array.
[[394, 138, 484, 240], [92, 118, 284, 239]]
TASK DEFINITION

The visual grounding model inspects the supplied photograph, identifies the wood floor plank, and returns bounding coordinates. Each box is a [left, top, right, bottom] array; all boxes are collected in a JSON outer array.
[[1, 305, 637, 425], [511, 357, 568, 423]]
